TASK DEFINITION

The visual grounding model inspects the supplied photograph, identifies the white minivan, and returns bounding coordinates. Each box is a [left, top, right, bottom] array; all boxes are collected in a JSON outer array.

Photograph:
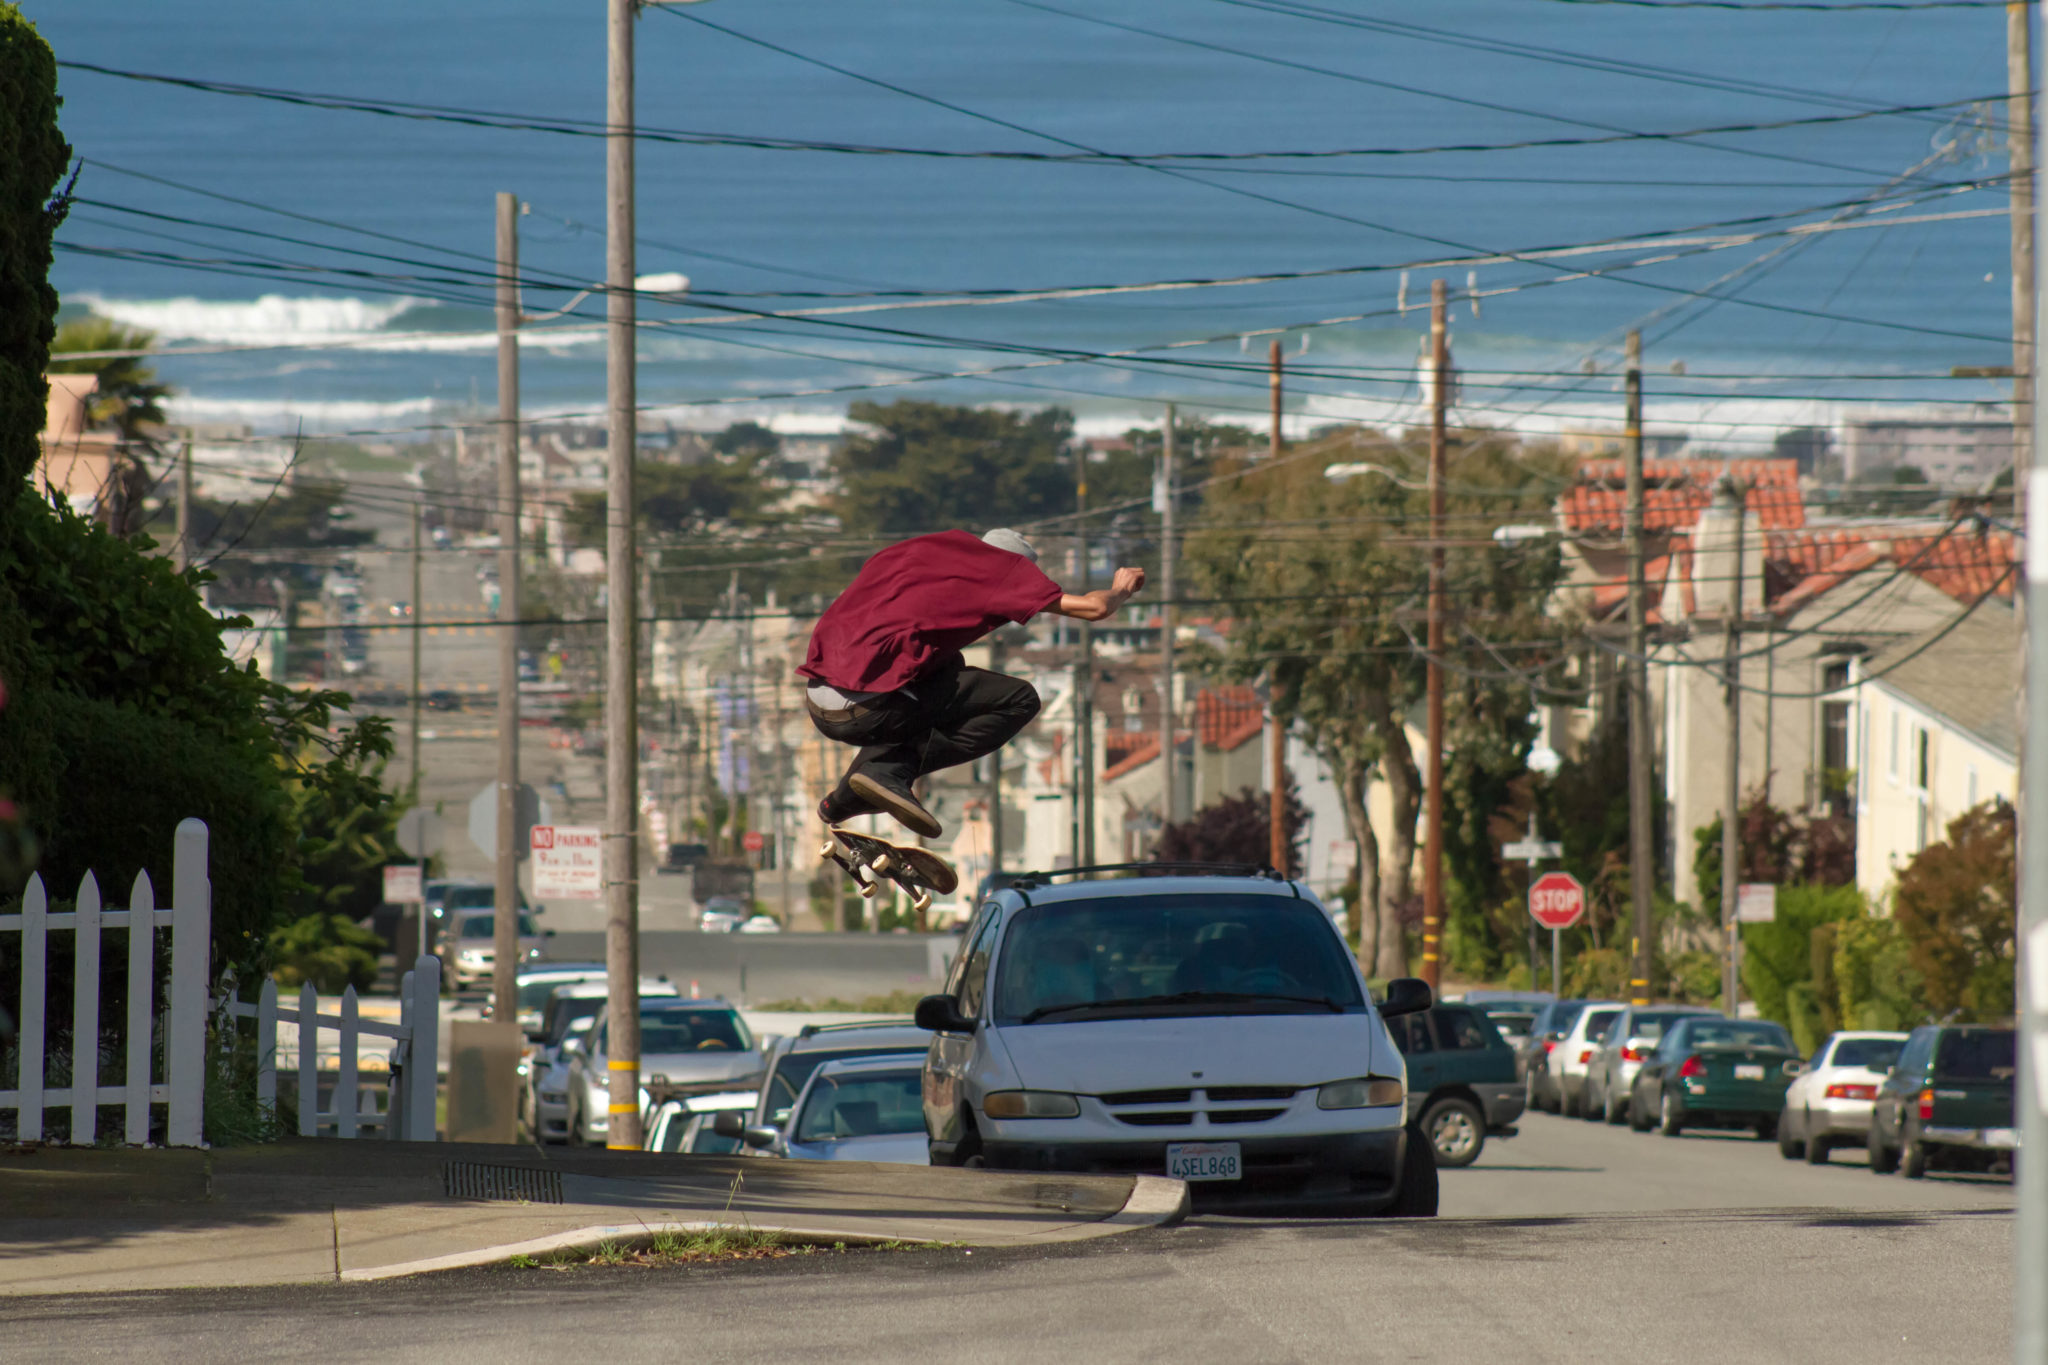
[[916, 870, 1438, 1217]]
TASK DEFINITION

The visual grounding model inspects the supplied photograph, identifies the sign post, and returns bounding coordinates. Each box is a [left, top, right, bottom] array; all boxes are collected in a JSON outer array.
[[1528, 870, 1586, 998], [1504, 814, 1566, 993]]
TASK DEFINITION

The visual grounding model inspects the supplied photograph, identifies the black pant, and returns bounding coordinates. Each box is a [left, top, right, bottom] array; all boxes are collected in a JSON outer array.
[[807, 661, 1041, 792]]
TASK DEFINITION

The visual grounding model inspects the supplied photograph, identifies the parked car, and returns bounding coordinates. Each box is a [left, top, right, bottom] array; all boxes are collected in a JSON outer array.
[[1775, 1031, 1909, 1164], [446, 908, 549, 991], [526, 978, 678, 1142], [425, 689, 464, 712], [699, 897, 745, 933], [1551, 1001, 1624, 1117], [1387, 1002, 1524, 1168], [646, 1090, 756, 1155], [736, 1057, 931, 1166], [508, 962, 608, 1038], [1518, 998, 1589, 1105], [738, 914, 783, 934], [1582, 1005, 1717, 1124], [656, 843, 711, 877], [1868, 1025, 2017, 1178], [913, 868, 1439, 1217], [1626, 1016, 1801, 1138], [715, 1019, 932, 1145], [563, 999, 765, 1146], [1460, 991, 1552, 1054]]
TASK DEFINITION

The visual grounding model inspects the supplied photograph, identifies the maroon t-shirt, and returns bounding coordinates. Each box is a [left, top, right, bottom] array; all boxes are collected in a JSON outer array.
[[800, 531, 1061, 692]]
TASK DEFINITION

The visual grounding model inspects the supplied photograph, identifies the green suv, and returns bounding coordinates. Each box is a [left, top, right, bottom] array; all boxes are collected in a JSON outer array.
[[1388, 1003, 1524, 1168], [1868, 1025, 2017, 1179]]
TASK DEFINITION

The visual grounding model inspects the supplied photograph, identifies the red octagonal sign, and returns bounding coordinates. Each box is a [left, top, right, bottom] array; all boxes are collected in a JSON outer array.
[[1528, 871, 1585, 931], [742, 830, 766, 853]]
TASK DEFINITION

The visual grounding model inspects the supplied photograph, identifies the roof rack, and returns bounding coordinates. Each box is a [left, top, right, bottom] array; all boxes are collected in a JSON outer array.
[[794, 1016, 919, 1039], [1006, 862, 1291, 892]]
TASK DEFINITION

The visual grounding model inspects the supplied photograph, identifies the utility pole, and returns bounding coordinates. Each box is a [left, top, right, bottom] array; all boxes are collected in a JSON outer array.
[[1624, 329, 1655, 1009], [1718, 478, 1747, 1019], [492, 191, 523, 1030], [410, 500, 426, 956], [173, 442, 192, 573], [602, 0, 643, 1151], [1158, 404, 1180, 829], [988, 634, 1005, 883], [2010, 1, 2035, 480], [1422, 278, 1449, 995], [1269, 342, 1288, 874], [2014, 5, 2046, 1352], [1075, 453, 1095, 869]]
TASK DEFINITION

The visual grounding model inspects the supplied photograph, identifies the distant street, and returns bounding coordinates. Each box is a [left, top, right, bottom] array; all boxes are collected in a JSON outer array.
[[545, 929, 954, 1004], [4, 1111, 2011, 1363]]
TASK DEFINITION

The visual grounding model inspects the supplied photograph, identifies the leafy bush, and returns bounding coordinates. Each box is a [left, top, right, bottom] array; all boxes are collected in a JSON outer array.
[[268, 913, 382, 994], [1564, 946, 1629, 999], [1153, 783, 1307, 877], [1662, 949, 1722, 1006], [1891, 800, 2015, 1023], [1739, 883, 1864, 1032], [1832, 917, 1922, 1031], [0, 2, 70, 494]]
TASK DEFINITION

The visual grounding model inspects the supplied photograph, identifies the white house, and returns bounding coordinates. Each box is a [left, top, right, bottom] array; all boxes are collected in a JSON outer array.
[[1843, 607, 2017, 906]]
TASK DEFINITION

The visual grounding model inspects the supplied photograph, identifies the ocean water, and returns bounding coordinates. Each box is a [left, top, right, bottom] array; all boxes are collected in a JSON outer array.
[[32, 0, 2027, 446]]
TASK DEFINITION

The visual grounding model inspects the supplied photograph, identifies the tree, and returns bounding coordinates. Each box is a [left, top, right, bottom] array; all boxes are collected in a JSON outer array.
[[50, 317, 169, 441], [1183, 427, 1569, 978], [0, 2, 70, 498], [834, 400, 1076, 535], [1153, 783, 1307, 877], [1891, 800, 2015, 1023]]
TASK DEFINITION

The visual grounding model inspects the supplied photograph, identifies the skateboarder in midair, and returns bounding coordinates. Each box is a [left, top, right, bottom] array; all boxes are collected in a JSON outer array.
[[801, 528, 1145, 838]]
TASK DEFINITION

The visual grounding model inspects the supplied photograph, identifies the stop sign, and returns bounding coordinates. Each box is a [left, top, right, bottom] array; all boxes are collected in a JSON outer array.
[[742, 830, 766, 853], [1528, 871, 1585, 930]]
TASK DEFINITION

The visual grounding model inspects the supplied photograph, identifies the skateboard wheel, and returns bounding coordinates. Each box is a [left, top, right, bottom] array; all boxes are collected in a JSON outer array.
[[819, 840, 837, 859], [870, 852, 896, 874], [911, 890, 933, 914], [858, 881, 879, 900]]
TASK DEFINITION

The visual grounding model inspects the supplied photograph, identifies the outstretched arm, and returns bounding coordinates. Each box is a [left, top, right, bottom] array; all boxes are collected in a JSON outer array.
[[1050, 566, 1146, 622]]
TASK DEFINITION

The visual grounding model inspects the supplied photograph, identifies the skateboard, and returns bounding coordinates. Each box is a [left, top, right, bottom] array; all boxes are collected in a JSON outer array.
[[822, 827, 959, 914]]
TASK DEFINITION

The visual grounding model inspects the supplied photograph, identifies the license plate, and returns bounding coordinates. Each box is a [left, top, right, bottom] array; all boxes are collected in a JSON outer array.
[[1734, 1064, 1765, 1081], [1987, 1128, 2019, 1149], [1167, 1142, 1241, 1181]]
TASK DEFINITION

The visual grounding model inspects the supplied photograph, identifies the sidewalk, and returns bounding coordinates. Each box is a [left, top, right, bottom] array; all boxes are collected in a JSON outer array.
[[0, 1140, 1187, 1295]]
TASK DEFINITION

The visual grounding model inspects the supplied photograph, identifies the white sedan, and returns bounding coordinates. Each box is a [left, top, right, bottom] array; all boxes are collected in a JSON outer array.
[[737, 1056, 930, 1166], [1776, 1030, 1909, 1164], [738, 914, 783, 934]]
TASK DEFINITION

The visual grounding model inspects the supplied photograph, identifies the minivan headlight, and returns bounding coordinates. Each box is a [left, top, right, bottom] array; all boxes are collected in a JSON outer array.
[[983, 1090, 1082, 1119], [1317, 1077, 1405, 1110]]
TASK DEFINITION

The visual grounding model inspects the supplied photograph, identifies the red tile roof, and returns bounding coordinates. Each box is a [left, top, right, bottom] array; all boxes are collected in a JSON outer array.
[[1195, 686, 1265, 752], [1559, 459, 1805, 534], [1890, 528, 2016, 603], [1102, 735, 1161, 784]]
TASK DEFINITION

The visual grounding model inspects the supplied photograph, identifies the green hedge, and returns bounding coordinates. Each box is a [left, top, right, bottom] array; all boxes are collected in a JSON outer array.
[[0, 4, 69, 494]]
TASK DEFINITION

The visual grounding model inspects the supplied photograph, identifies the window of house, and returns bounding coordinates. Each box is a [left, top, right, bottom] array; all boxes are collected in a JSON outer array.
[[1914, 728, 1930, 792], [1888, 708, 1900, 781], [1968, 764, 1979, 808]]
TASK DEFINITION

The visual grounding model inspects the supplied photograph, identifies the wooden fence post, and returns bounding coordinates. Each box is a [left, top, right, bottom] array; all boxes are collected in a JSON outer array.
[[257, 978, 278, 1121], [407, 954, 441, 1141], [125, 872, 156, 1144], [297, 980, 317, 1137], [336, 986, 359, 1139], [165, 819, 210, 1146], [18, 874, 46, 1142], [71, 872, 101, 1145]]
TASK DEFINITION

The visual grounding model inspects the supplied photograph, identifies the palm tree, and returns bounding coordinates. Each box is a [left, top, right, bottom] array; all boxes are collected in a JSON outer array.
[[49, 317, 172, 535]]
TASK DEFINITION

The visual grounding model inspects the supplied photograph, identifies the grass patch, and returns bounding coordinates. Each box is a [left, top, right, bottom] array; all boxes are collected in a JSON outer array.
[[502, 1225, 912, 1271], [754, 988, 926, 1014]]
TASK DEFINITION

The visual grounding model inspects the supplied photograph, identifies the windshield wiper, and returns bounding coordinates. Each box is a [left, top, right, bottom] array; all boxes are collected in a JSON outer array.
[[1021, 991, 1345, 1024]]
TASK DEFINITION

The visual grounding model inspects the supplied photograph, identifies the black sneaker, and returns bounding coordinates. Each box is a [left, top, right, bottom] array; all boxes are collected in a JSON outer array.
[[847, 771, 943, 839], [817, 781, 876, 827]]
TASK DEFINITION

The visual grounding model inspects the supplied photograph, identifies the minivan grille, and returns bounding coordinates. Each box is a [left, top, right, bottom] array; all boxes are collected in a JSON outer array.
[[1206, 1086, 1297, 1102], [1208, 1108, 1287, 1125], [1101, 1088, 1193, 1106], [1098, 1086, 1298, 1129]]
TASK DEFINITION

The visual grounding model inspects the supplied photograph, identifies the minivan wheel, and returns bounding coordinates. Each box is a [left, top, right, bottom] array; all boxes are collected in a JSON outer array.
[[1423, 1097, 1485, 1168], [1379, 1126, 1439, 1217], [1659, 1092, 1684, 1137]]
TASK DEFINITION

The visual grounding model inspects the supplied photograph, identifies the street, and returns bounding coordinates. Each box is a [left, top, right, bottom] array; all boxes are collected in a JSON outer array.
[[2, 1112, 2012, 1362]]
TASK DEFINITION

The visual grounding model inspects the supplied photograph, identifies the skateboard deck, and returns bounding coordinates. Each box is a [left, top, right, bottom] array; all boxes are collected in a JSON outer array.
[[822, 827, 959, 913]]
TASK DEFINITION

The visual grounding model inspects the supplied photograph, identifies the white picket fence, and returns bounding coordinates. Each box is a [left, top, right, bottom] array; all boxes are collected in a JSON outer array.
[[0, 819, 211, 1146], [219, 955, 440, 1141]]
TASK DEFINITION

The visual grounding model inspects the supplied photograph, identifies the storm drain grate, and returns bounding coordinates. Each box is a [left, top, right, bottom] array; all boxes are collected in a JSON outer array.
[[444, 1161, 563, 1204]]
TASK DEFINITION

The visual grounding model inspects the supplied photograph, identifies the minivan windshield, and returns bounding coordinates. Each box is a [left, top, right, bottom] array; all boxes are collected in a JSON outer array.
[[991, 894, 1363, 1025]]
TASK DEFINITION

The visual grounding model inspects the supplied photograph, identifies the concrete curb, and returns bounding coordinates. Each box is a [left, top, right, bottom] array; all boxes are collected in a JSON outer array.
[[342, 1175, 1190, 1282]]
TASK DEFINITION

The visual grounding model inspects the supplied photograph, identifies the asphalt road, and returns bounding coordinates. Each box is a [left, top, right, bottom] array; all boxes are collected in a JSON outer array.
[[5, 1112, 2012, 1362]]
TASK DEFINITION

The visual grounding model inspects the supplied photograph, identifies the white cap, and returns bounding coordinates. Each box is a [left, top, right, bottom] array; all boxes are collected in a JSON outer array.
[[981, 528, 1039, 563]]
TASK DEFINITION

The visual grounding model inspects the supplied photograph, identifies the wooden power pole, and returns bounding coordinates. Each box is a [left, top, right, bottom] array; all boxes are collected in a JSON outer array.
[[1624, 330, 1655, 1008], [1268, 342, 1287, 874], [1718, 478, 1746, 1018], [1158, 403, 1180, 828], [492, 191, 523, 1031], [1076, 453, 1095, 870], [1422, 279, 1449, 994], [2009, 0, 2034, 476], [173, 442, 192, 573], [602, 0, 643, 1150]]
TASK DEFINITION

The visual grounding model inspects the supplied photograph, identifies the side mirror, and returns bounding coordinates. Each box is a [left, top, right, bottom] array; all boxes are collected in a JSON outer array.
[[740, 1124, 779, 1150], [711, 1111, 746, 1140], [561, 1035, 585, 1057], [1379, 977, 1433, 1019], [914, 994, 976, 1035]]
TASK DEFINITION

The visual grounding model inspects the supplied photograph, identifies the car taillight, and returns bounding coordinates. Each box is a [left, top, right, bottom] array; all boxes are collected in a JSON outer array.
[[1918, 1088, 1935, 1121], [1678, 1055, 1705, 1078], [1621, 1046, 1646, 1062], [1824, 1083, 1877, 1102], [1543, 1040, 1558, 1054], [1579, 1049, 1594, 1065]]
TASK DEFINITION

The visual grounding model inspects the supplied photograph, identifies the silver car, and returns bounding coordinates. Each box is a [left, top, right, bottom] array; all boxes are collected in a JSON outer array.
[[564, 1000, 765, 1146], [447, 907, 548, 991], [1551, 1002, 1624, 1117], [646, 1090, 757, 1155], [526, 978, 678, 1143], [736, 1057, 930, 1166], [1776, 1030, 1909, 1164], [1582, 1005, 1716, 1125]]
